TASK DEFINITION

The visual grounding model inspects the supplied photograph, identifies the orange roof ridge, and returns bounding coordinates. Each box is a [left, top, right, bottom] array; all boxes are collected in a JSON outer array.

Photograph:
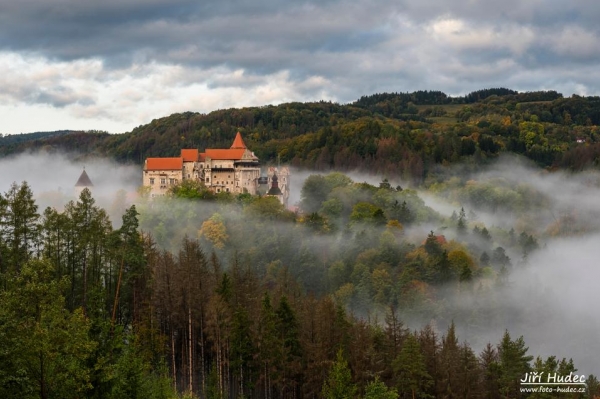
[[146, 157, 183, 170], [181, 149, 199, 162], [204, 149, 247, 160], [230, 132, 247, 149]]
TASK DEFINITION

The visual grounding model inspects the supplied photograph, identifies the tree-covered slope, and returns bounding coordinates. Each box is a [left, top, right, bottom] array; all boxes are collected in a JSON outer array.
[[3, 89, 600, 180]]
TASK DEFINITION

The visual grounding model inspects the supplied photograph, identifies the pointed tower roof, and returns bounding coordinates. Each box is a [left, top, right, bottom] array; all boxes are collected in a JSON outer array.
[[267, 173, 283, 196], [75, 169, 94, 187], [230, 132, 247, 149]]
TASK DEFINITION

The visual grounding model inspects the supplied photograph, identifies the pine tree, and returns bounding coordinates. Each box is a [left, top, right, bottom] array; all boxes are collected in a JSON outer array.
[[276, 295, 302, 398], [322, 349, 357, 399], [0, 259, 94, 398], [497, 331, 532, 399], [257, 292, 280, 399], [0, 182, 40, 273], [393, 334, 433, 399], [364, 377, 399, 399], [587, 374, 600, 399], [479, 343, 500, 399], [456, 342, 481, 399], [457, 208, 467, 236], [438, 322, 460, 397], [230, 307, 254, 398]]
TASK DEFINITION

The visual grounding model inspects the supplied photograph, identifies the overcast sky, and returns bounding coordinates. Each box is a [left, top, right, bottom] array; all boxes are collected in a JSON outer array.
[[1, 0, 600, 134]]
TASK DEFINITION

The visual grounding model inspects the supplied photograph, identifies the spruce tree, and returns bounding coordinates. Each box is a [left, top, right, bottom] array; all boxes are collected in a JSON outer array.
[[322, 349, 357, 399]]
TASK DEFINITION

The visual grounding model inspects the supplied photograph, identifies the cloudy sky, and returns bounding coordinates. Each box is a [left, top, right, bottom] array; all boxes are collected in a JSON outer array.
[[1, 0, 599, 134]]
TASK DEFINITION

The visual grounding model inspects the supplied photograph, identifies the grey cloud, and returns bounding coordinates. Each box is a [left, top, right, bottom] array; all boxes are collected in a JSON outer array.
[[2, 0, 600, 111], [34, 87, 96, 108]]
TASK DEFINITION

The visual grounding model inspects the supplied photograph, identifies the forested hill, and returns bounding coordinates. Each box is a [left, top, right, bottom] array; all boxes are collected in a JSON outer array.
[[3, 89, 600, 180], [0, 130, 79, 156]]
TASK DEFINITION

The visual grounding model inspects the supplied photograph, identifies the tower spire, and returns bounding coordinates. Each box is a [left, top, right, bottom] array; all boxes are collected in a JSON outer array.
[[230, 132, 247, 149]]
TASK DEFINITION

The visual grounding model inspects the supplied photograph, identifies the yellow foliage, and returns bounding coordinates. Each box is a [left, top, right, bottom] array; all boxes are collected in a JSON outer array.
[[335, 283, 355, 306], [199, 213, 228, 249], [448, 249, 475, 271], [372, 268, 392, 304], [386, 219, 404, 231]]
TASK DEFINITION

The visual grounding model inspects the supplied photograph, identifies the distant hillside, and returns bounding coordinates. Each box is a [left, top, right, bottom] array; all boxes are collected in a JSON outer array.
[[0, 130, 77, 155], [2, 89, 600, 181]]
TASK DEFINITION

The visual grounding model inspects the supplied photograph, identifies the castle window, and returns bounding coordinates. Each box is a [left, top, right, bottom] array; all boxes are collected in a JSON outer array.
[[150, 178, 155, 185], [169, 178, 175, 185], [206, 178, 209, 183], [160, 178, 166, 185]]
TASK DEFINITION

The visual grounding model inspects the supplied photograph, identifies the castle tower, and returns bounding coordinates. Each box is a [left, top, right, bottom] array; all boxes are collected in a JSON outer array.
[[267, 166, 290, 207], [267, 172, 284, 204], [75, 168, 94, 197]]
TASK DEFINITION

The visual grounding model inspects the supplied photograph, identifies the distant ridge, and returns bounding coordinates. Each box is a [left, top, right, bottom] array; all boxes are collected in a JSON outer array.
[[0, 130, 77, 146], [0, 89, 599, 176]]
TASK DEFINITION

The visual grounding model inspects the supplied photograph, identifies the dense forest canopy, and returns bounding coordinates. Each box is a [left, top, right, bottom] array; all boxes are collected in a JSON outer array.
[[2, 88, 600, 181], [2, 88, 600, 398], [1, 160, 600, 398]]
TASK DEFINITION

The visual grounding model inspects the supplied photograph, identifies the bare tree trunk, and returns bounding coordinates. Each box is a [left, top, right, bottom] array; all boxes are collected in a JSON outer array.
[[82, 254, 87, 315], [217, 331, 223, 398], [171, 329, 177, 391], [40, 351, 47, 399], [188, 307, 193, 395], [200, 313, 206, 396]]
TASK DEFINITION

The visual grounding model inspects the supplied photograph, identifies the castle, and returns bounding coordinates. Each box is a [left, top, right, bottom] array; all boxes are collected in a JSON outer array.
[[143, 132, 290, 206]]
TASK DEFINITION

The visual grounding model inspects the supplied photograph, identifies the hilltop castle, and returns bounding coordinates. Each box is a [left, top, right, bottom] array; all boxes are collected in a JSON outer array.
[[143, 132, 290, 206]]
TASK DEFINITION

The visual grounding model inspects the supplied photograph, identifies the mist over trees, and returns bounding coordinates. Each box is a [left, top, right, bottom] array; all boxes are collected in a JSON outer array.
[[3, 87, 600, 397], [1, 160, 600, 398]]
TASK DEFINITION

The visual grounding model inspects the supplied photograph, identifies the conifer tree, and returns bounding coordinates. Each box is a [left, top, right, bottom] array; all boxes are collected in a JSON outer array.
[[497, 331, 532, 399], [257, 292, 280, 399], [480, 343, 501, 399], [457, 207, 467, 236], [0, 182, 40, 273], [322, 349, 357, 399], [276, 295, 302, 397], [364, 377, 399, 399], [0, 259, 94, 398], [394, 334, 433, 399], [438, 322, 460, 397]]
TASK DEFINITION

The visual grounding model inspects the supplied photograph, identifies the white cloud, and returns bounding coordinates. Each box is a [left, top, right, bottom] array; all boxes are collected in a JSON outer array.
[[1, 0, 600, 134]]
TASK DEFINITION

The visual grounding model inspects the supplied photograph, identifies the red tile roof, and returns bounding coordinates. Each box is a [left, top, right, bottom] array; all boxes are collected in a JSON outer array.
[[181, 149, 199, 162], [230, 132, 247, 149], [204, 149, 246, 160], [146, 157, 183, 170]]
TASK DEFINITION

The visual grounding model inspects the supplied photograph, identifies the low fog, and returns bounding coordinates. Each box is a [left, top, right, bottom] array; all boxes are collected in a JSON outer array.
[[1, 151, 599, 374], [0, 151, 140, 223], [290, 157, 600, 374]]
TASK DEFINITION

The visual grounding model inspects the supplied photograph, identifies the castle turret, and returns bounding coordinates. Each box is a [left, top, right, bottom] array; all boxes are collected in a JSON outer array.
[[267, 166, 290, 207], [267, 173, 283, 196], [75, 168, 94, 196]]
